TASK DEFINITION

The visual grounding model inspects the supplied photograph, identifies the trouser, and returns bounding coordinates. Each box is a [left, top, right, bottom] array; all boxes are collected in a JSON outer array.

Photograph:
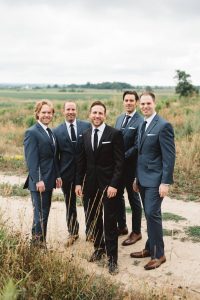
[[62, 180, 79, 236], [139, 185, 164, 259], [31, 190, 52, 242], [117, 177, 142, 233], [83, 189, 118, 263]]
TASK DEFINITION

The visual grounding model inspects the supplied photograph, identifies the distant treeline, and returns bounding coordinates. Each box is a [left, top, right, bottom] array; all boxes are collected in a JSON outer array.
[[0, 82, 176, 90]]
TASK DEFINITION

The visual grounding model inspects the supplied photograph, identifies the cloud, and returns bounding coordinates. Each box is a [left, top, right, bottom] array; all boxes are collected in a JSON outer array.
[[0, 0, 199, 85]]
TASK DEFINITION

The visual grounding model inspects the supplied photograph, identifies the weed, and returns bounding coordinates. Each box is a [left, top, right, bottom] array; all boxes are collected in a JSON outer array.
[[162, 212, 186, 222], [185, 226, 200, 242]]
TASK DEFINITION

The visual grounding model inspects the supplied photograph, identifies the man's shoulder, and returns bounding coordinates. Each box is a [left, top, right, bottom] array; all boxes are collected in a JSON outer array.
[[53, 122, 65, 133], [105, 124, 121, 135], [77, 119, 91, 128]]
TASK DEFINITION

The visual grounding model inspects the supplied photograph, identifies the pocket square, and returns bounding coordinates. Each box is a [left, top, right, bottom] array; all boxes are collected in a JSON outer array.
[[147, 133, 157, 136], [79, 134, 82, 137], [128, 127, 136, 130], [102, 141, 111, 144]]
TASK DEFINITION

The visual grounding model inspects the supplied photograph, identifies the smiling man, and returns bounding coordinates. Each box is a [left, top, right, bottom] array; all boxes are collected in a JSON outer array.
[[131, 92, 175, 270], [75, 101, 124, 275], [53, 102, 90, 246], [24, 100, 62, 248]]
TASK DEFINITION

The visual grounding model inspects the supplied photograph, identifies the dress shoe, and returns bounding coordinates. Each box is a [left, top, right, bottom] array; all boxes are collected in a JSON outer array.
[[108, 261, 119, 275], [117, 226, 128, 236], [122, 232, 142, 246], [130, 249, 150, 258], [144, 256, 166, 270], [88, 249, 106, 262], [65, 234, 79, 247]]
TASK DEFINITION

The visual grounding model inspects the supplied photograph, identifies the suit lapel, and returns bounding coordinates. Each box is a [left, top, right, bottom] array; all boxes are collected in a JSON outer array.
[[95, 125, 110, 155], [85, 128, 94, 156], [117, 114, 125, 130], [36, 122, 56, 153], [139, 115, 159, 149]]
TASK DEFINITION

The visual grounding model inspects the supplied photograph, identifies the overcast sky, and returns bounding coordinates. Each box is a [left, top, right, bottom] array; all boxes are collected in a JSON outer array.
[[0, 0, 199, 85]]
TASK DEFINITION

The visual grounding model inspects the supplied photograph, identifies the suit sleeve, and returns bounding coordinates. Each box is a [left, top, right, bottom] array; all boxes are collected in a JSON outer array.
[[125, 128, 139, 159], [110, 130, 125, 188], [159, 123, 176, 184], [24, 130, 40, 183]]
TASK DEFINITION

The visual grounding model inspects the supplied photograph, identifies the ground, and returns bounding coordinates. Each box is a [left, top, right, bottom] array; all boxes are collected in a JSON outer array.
[[0, 173, 200, 299]]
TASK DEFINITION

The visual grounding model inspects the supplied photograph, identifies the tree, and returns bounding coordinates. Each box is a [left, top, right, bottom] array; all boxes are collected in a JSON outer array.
[[174, 70, 198, 97]]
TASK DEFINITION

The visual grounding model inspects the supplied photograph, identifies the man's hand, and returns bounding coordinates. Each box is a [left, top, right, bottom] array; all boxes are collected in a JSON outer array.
[[159, 184, 169, 198], [36, 181, 45, 193], [75, 185, 83, 197], [56, 178, 62, 188], [133, 179, 139, 192], [107, 186, 117, 198]]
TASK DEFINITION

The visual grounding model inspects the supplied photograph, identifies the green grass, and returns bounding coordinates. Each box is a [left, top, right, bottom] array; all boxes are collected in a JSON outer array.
[[185, 226, 200, 242], [162, 228, 181, 237], [0, 183, 29, 197], [162, 212, 186, 222]]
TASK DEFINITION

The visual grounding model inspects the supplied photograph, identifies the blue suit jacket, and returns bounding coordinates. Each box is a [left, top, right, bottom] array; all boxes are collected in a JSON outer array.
[[24, 122, 59, 191], [115, 111, 143, 180], [137, 114, 175, 187], [53, 120, 91, 183]]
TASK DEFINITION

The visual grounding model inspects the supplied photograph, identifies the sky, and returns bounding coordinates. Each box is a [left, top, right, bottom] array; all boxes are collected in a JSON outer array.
[[0, 0, 199, 86]]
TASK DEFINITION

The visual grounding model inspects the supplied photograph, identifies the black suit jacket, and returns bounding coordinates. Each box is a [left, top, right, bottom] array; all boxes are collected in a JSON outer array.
[[76, 125, 124, 195], [115, 111, 143, 180], [23, 122, 59, 191], [53, 120, 91, 183]]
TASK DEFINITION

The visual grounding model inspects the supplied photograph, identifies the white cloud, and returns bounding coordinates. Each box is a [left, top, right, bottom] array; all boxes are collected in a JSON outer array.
[[0, 0, 199, 85]]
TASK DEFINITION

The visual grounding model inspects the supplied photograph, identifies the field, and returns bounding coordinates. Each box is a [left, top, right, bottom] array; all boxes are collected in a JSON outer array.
[[0, 87, 200, 199]]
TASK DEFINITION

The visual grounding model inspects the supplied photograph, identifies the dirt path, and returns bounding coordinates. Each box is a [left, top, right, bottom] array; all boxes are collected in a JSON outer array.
[[0, 174, 200, 299]]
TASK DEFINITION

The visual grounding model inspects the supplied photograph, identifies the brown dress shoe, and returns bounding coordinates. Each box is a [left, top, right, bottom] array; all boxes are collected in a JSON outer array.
[[144, 256, 166, 270], [117, 226, 128, 236], [65, 235, 79, 247], [122, 232, 142, 246], [130, 249, 150, 258]]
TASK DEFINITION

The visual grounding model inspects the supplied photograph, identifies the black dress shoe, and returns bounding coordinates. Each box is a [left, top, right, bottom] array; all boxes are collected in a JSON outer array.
[[108, 262, 119, 275], [117, 226, 128, 236], [88, 249, 106, 262]]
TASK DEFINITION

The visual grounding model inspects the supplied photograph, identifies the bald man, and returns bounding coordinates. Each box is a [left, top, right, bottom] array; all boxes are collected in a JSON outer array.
[[54, 102, 90, 246]]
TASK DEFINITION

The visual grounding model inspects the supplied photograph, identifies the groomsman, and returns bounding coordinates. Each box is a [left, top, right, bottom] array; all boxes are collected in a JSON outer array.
[[54, 102, 90, 246], [115, 91, 143, 246], [24, 100, 62, 247], [75, 101, 124, 274], [131, 92, 175, 270]]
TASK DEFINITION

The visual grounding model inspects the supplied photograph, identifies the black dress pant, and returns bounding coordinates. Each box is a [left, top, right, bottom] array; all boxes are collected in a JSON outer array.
[[83, 189, 118, 263], [62, 180, 79, 236]]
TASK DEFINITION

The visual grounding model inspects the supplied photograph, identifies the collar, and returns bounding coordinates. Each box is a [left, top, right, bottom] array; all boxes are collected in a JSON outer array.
[[38, 120, 48, 131], [144, 112, 157, 125], [65, 119, 77, 128], [125, 110, 136, 118], [92, 123, 106, 133]]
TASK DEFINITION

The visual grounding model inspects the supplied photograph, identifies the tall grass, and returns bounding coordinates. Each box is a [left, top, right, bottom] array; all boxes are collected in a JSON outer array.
[[0, 91, 200, 198]]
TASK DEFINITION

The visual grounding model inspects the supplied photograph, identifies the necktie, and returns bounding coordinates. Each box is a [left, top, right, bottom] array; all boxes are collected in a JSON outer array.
[[121, 115, 131, 129], [140, 121, 147, 139], [46, 128, 55, 148], [70, 124, 77, 142], [93, 128, 99, 152]]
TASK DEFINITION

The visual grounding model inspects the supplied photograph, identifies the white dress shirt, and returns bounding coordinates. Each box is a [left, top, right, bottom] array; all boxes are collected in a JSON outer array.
[[91, 123, 106, 150], [65, 120, 77, 140]]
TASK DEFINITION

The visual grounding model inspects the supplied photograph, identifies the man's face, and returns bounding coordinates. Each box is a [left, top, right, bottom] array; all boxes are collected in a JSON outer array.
[[123, 94, 137, 113], [89, 105, 106, 127], [37, 104, 53, 126], [63, 102, 77, 123], [140, 95, 156, 118]]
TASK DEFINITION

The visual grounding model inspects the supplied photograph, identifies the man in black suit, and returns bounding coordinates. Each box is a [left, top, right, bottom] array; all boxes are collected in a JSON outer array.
[[24, 100, 62, 247], [115, 91, 143, 246], [75, 101, 124, 275], [53, 102, 90, 246], [131, 92, 175, 270]]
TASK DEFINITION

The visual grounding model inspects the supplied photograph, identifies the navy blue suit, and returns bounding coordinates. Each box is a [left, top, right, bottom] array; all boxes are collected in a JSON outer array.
[[53, 120, 90, 236], [24, 122, 59, 242], [115, 111, 143, 233], [137, 114, 175, 259]]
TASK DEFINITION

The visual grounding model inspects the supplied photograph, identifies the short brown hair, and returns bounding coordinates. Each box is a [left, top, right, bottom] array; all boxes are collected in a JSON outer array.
[[140, 92, 156, 101], [123, 90, 139, 101], [90, 101, 106, 113], [34, 100, 55, 120]]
